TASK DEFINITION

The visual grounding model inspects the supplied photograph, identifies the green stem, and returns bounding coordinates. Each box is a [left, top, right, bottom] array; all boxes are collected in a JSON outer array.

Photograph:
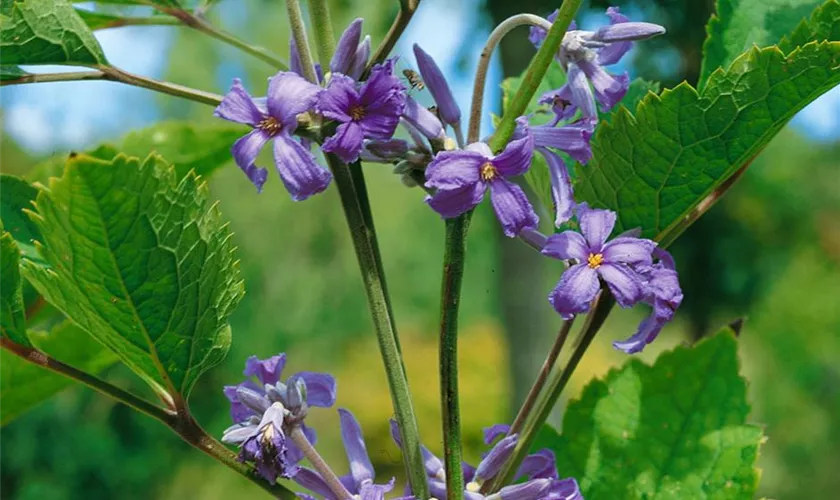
[[363, 0, 421, 77], [289, 426, 352, 499], [285, 0, 319, 84], [307, 0, 337, 69], [324, 155, 429, 500], [487, 0, 584, 152], [438, 213, 473, 500]]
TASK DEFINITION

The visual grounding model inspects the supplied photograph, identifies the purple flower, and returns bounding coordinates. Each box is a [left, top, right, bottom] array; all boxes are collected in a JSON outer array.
[[295, 409, 395, 499], [613, 247, 683, 353], [424, 135, 538, 237], [222, 402, 296, 483], [403, 96, 445, 141], [330, 18, 371, 81], [543, 204, 656, 318], [413, 44, 461, 127], [214, 74, 332, 199], [317, 59, 406, 163]]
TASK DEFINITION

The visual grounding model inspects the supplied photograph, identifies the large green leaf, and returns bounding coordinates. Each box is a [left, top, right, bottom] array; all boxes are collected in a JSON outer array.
[[1, 230, 29, 346], [698, 0, 826, 86], [21, 153, 244, 400], [779, 0, 840, 51], [575, 38, 840, 244], [0, 174, 42, 262], [0, 321, 118, 426], [0, 0, 108, 66], [536, 330, 763, 499]]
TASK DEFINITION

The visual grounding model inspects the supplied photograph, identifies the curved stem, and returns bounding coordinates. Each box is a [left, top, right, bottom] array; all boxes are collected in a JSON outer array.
[[324, 154, 429, 500], [487, 0, 582, 152], [363, 0, 421, 78], [308, 0, 337, 69], [285, 0, 319, 84], [467, 14, 552, 143], [289, 426, 352, 499], [438, 213, 473, 500]]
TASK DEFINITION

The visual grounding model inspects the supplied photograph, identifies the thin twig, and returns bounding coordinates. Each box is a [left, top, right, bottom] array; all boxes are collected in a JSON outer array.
[[308, 0, 337, 69], [285, 0, 320, 84], [289, 426, 352, 499], [363, 0, 421, 77]]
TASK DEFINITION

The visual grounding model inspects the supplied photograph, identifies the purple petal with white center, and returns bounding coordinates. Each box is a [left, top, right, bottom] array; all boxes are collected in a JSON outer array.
[[493, 135, 534, 178], [322, 121, 365, 163], [516, 449, 558, 481], [244, 354, 286, 385], [230, 129, 270, 191], [483, 424, 511, 445], [543, 231, 589, 262], [566, 62, 598, 119], [273, 135, 333, 201], [602, 236, 656, 265], [530, 123, 593, 164], [499, 478, 554, 500], [402, 96, 444, 140], [414, 44, 461, 126], [538, 148, 575, 226], [425, 149, 484, 190], [318, 74, 358, 122], [578, 203, 616, 250], [294, 467, 335, 498], [548, 264, 600, 319], [338, 409, 376, 485], [598, 263, 644, 307], [475, 434, 518, 482], [426, 182, 487, 218], [290, 371, 337, 407], [489, 179, 539, 237], [577, 60, 628, 111], [331, 18, 363, 75], [266, 71, 321, 128], [215, 79, 265, 126], [348, 35, 371, 80], [613, 312, 663, 354]]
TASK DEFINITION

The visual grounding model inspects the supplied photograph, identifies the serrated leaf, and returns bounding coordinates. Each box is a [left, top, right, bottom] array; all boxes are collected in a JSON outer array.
[[21, 153, 243, 400], [0, 0, 108, 66], [0, 174, 43, 263], [575, 39, 840, 244], [698, 0, 826, 86], [1, 230, 29, 346], [779, 0, 840, 52], [536, 330, 763, 499], [0, 321, 118, 426]]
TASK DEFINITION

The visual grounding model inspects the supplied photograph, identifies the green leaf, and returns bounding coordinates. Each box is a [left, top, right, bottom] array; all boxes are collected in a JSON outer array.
[[74, 8, 180, 31], [0, 321, 118, 426], [0, 0, 108, 66], [779, 0, 840, 52], [0, 63, 29, 80], [1, 230, 29, 346], [0, 174, 43, 263], [536, 330, 763, 499], [698, 0, 826, 86], [575, 39, 840, 244], [21, 153, 243, 400]]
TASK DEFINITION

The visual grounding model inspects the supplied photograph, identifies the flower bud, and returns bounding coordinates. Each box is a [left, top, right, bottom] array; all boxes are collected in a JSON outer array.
[[413, 44, 461, 126], [330, 18, 363, 76], [402, 96, 445, 141]]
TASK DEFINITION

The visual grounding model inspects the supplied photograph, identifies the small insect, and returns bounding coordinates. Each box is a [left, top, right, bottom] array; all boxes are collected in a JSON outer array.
[[402, 69, 425, 91], [427, 105, 440, 120]]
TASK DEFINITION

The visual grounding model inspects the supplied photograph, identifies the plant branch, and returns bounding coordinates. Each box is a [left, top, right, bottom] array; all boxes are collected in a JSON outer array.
[[467, 14, 552, 143], [307, 0, 337, 69], [289, 425, 352, 499], [324, 154, 429, 500], [363, 0, 421, 77], [438, 213, 474, 500], [285, 0, 319, 84]]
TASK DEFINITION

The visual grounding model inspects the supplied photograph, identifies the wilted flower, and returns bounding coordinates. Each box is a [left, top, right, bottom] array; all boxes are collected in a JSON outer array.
[[543, 203, 656, 318], [214, 73, 332, 198], [424, 133, 538, 237]]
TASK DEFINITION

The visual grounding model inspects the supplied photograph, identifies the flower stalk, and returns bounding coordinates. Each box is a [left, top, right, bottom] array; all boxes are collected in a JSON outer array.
[[364, 0, 421, 77], [289, 425, 353, 499], [285, 0, 320, 84], [307, 0, 337, 69]]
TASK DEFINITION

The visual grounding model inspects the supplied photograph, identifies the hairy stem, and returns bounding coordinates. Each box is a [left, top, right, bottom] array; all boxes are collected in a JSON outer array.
[[438, 213, 474, 500], [285, 0, 319, 84], [467, 14, 552, 143], [364, 0, 421, 77], [289, 426, 352, 499], [325, 154, 429, 500], [487, 0, 583, 152], [307, 0, 337, 69], [0, 338, 296, 498]]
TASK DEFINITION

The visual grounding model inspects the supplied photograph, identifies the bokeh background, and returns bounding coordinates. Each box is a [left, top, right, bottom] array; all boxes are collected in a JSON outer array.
[[1, 0, 839, 498]]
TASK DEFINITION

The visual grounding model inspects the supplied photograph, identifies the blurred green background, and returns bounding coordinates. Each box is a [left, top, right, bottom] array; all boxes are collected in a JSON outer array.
[[1, 0, 839, 498]]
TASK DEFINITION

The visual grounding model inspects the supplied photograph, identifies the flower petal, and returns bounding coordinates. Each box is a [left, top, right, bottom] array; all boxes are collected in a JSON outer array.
[[577, 203, 616, 250], [425, 149, 484, 190], [291, 371, 337, 407], [215, 78, 265, 126], [602, 236, 656, 265], [425, 182, 486, 218], [577, 61, 628, 112], [360, 95, 405, 139], [548, 264, 600, 319], [489, 179, 539, 237], [318, 73, 358, 122], [542, 231, 589, 261], [244, 354, 286, 385], [348, 35, 371, 80], [230, 130, 270, 192], [538, 148, 576, 226], [331, 18, 363, 75], [598, 263, 644, 307], [359, 481, 395, 500], [613, 312, 664, 354], [475, 434, 518, 482], [338, 408, 376, 486], [595, 22, 665, 43], [530, 123, 593, 164], [516, 449, 558, 481], [414, 44, 461, 126], [492, 135, 534, 178], [567, 62, 598, 119], [402, 96, 444, 140], [359, 58, 404, 108], [498, 478, 554, 500], [322, 121, 365, 163], [266, 71, 321, 127], [483, 424, 510, 445], [539, 85, 579, 123], [273, 135, 333, 201], [294, 467, 335, 498]]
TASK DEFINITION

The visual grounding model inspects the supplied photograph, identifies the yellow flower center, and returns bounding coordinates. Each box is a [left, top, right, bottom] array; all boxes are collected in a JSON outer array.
[[480, 162, 497, 182], [257, 117, 282, 135], [350, 105, 366, 120], [587, 253, 604, 269]]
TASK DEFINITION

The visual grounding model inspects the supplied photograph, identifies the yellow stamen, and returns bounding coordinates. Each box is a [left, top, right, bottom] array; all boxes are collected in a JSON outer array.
[[587, 253, 604, 269], [480, 162, 497, 182], [257, 117, 282, 135], [350, 105, 366, 120]]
